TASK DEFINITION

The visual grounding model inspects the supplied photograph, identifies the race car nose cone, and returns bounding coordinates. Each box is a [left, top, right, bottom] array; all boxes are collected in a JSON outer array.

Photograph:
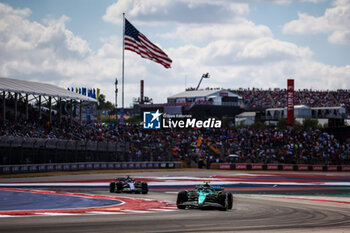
[[198, 195, 206, 204]]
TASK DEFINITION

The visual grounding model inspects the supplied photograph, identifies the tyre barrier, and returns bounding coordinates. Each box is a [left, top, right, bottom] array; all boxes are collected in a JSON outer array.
[[218, 163, 350, 172], [0, 162, 181, 174]]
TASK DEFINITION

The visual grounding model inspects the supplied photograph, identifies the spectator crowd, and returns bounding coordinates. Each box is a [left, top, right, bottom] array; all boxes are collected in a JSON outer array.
[[0, 88, 349, 166], [1, 119, 349, 166], [230, 88, 350, 113]]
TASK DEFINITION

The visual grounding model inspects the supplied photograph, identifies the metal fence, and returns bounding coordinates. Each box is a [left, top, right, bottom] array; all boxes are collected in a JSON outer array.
[[0, 136, 125, 151], [0, 136, 182, 174], [0, 136, 175, 166], [0, 136, 129, 165], [0, 161, 181, 174]]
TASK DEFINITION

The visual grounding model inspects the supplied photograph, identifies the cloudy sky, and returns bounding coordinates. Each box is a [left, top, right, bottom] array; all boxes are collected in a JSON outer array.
[[0, 0, 349, 107]]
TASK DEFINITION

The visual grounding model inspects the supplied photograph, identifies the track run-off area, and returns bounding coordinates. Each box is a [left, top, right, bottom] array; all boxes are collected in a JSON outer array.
[[0, 170, 350, 233]]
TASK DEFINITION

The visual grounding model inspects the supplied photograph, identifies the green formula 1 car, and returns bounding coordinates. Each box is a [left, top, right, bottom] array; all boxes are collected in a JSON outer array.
[[176, 182, 233, 211]]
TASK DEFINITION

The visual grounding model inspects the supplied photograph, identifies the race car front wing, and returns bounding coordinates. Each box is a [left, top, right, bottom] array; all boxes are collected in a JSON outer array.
[[178, 201, 224, 209]]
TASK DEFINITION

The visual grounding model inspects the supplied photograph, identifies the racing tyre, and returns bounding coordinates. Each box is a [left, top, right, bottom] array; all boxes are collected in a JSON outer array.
[[116, 182, 123, 193], [176, 191, 188, 209], [141, 182, 148, 194], [218, 193, 228, 211], [227, 192, 233, 210], [109, 182, 116, 193]]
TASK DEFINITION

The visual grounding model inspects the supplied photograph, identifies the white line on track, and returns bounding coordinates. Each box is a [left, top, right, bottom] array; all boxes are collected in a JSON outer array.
[[85, 211, 126, 215], [121, 210, 153, 213], [147, 208, 177, 212], [39, 213, 82, 216]]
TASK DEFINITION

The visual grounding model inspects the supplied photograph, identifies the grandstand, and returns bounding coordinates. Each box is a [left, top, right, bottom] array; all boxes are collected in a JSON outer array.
[[0, 77, 97, 125], [141, 88, 243, 119], [0, 79, 349, 174], [229, 88, 350, 114], [265, 106, 346, 120], [142, 87, 349, 124]]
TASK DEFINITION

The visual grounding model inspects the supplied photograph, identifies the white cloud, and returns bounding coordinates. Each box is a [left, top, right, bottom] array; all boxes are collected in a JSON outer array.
[[172, 15, 350, 91], [237, 37, 313, 63], [328, 30, 350, 44], [0, 1, 349, 108], [0, 3, 118, 101], [103, 0, 249, 25], [166, 31, 350, 94], [283, 0, 350, 45], [0, 3, 93, 78], [162, 21, 273, 42], [97, 36, 122, 58], [299, 0, 326, 3]]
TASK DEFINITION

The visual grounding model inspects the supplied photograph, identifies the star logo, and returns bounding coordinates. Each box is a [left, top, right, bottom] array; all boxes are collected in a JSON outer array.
[[150, 109, 162, 122], [143, 109, 162, 129]]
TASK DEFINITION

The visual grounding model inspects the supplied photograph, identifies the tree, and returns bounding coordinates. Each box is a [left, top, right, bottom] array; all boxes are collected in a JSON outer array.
[[277, 118, 287, 130], [98, 94, 114, 110], [276, 118, 302, 130], [302, 118, 320, 130], [251, 121, 266, 130]]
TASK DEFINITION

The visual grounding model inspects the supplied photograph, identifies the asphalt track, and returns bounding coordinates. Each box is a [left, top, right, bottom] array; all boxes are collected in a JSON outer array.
[[1, 170, 350, 233]]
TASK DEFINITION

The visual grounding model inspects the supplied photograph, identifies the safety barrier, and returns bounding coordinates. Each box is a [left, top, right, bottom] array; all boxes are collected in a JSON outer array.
[[217, 163, 350, 172], [0, 162, 181, 174], [0, 136, 124, 152]]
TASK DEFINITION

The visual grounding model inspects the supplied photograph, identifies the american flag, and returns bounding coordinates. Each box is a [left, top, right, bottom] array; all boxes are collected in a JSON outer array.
[[124, 18, 172, 69]]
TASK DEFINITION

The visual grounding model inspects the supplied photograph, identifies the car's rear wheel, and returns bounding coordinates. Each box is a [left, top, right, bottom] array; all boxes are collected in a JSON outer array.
[[177, 191, 188, 209], [109, 182, 116, 193]]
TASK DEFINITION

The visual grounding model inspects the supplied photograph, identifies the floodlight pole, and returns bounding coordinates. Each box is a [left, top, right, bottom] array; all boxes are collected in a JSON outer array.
[[49, 96, 52, 123], [115, 78, 118, 110], [196, 73, 210, 90], [25, 94, 28, 121], [2, 91, 5, 125]]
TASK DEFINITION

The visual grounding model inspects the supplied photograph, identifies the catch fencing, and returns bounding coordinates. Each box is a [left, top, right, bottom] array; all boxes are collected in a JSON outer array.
[[218, 163, 350, 172], [0, 161, 181, 174], [0, 136, 177, 173]]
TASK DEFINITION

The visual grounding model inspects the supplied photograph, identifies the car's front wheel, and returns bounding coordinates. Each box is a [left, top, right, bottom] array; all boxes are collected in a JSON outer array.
[[177, 191, 188, 209], [218, 193, 228, 211], [227, 192, 233, 209]]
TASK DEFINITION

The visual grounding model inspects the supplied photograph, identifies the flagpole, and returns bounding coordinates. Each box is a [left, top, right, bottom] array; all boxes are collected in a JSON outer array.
[[121, 12, 125, 124]]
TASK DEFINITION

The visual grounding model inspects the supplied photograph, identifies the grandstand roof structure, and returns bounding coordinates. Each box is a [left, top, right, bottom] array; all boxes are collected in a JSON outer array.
[[168, 89, 222, 99], [0, 77, 97, 102], [168, 89, 242, 99]]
